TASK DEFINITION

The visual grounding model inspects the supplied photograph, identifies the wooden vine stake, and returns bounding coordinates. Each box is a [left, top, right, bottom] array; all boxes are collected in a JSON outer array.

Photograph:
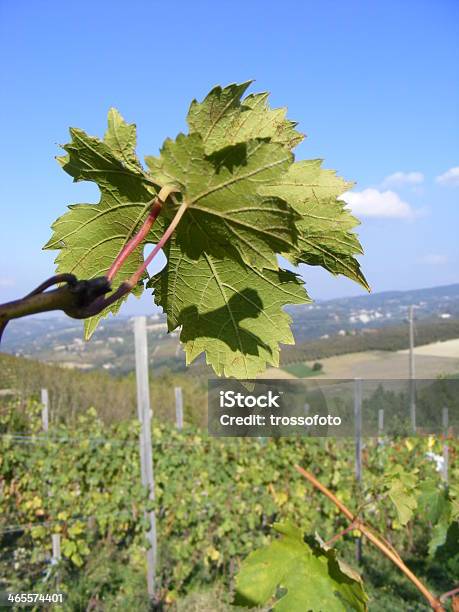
[[41, 388, 49, 432], [134, 316, 157, 599], [175, 387, 184, 430], [354, 378, 363, 564], [442, 407, 449, 484]]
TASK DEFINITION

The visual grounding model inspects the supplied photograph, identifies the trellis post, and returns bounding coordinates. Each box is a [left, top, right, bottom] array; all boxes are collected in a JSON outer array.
[[134, 317, 157, 599], [442, 407, 449, 484], [41, 388, 49, 432], [175, 387, 184, 430], [354, 378, 363, 564]]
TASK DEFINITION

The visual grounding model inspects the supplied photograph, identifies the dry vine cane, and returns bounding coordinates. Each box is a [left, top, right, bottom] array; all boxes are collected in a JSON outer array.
[[294, 464, 459, 612], [0, 186, 179, 344]]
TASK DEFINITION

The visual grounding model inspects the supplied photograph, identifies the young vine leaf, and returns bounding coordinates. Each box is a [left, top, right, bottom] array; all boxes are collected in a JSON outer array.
[[149, 241, 308, 377], [145, 134, 298, 270], [45, 82, 368, 377], [419, 481, 459, 558], [234, 521, 368, 611], [187, 81, 304, 154], [43, 110, 163, 338], [260, 160, 369, 289], [384, 466, 418, 527]]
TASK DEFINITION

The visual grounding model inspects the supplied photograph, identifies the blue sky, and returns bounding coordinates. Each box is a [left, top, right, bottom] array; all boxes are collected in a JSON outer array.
[[0, 0, 458, 316]]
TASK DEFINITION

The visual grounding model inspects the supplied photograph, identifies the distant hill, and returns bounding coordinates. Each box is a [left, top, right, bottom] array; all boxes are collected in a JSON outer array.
[[280, 318, 459, 365], [287, 282, 459, 342], [1, 282, 458, 373], [314, 282, 459, 309]]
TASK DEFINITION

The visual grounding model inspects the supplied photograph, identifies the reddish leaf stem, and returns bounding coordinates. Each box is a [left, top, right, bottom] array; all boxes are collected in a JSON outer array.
[[0, 190, 187, 336], [107, 200, 161, 281], [294, 464, 445, 611], [324, 520, 359, 547], [126, 198, 188, 288], [440, 586, 459, 603], [107, 185, 178, 282]]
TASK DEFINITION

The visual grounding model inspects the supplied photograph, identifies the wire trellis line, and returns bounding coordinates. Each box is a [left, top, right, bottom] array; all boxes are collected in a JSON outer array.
[[0, 432, 272, 449], [0, 508, 142, 537]]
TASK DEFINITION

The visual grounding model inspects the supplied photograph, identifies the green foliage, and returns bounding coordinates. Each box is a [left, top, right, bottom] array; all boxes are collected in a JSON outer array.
[[174, 583, 240, 612], [151, 251, 308, 377], [282, 362, 317, 378], [422, 480, 459, 569], [234, 522, 368, 611], [1, 401, 457, 607], [259, 160, 368, 291], [383, 466, 418, 526], [57, 544, 151, 611], [187, 82, 303, 154], [145, 135, 296, 270], [45, 82, 368, 376], [43, 110, 161, 339]]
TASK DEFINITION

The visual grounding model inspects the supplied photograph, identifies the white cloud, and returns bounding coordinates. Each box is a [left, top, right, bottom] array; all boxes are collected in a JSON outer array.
[[0, 277, 15, 288], [436, 166, 459, 186], [340, 188, 414, 218], [382, 171, 424, 187], [419, 254, 448, 265]]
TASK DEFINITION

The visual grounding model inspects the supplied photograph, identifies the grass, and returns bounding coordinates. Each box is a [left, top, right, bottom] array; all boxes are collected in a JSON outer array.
[[282, 362, 322, 378]]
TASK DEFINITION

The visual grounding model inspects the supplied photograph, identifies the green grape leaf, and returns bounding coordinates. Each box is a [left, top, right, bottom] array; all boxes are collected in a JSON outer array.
[[418, 479, 449, 525], [428, 513, 459, 558], [428, 515, 451, 558], [425, 485, 459, 558], [149, 239, 309, 378], [43, 111, 162, 338], [145, 133, 298, 270], [450, 484, 459, 521], [104, 107, 144, 172], [431, 520, 459, 563], [234, 521, 368, 611], [260, 159, 369, 290], [187, 81, 304, 155], [45, 83, 369, 373], [384, 466, 418, 526]]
